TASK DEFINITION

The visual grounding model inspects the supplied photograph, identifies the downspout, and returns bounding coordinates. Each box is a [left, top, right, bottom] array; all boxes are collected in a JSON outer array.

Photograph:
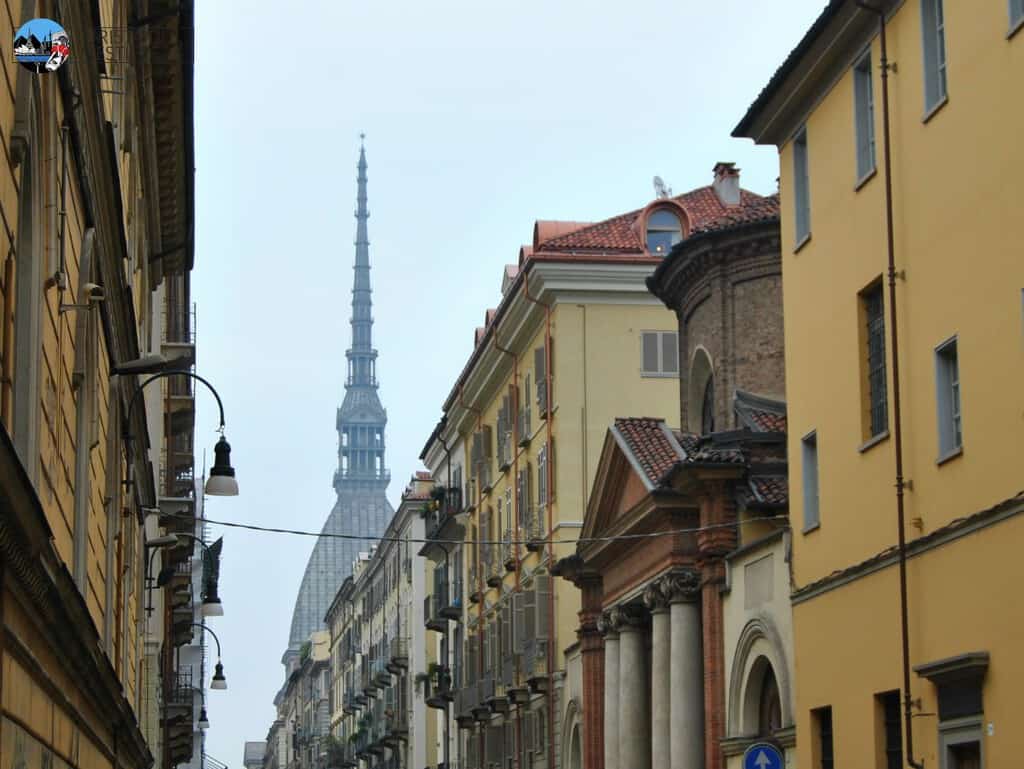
[[1, 246, 15, 424], [492, 333, 523, 769], [856, 4, 923, 768], [458, 383, 487, 767], [437, 427, 453, 769], [523, 270, 556, 769]]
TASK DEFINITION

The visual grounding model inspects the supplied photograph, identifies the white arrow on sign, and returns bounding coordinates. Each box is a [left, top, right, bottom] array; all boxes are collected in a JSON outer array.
[[755, 750, 771, 769]]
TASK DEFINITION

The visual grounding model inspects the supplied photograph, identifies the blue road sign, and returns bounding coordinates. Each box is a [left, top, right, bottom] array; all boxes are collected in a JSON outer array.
[[742, 742, 784, 769]]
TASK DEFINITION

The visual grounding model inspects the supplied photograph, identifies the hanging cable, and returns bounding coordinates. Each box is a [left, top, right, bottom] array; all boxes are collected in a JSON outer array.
[[160, 508, 788, 547]]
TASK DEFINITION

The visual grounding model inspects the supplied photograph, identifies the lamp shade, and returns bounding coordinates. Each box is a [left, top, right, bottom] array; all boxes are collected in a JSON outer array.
[[201, 596, 224, 617], [198, 708, 210, 730], [205, 436, 238, 496], [210, 661, 227, 690]]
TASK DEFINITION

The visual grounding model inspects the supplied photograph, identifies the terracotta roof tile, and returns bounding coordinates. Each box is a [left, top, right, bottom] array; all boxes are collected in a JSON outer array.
[[734, 390, 787, 434], [748, 475, 788, 506], [613, 417, 684, 485], [536, 187, 772, 254]]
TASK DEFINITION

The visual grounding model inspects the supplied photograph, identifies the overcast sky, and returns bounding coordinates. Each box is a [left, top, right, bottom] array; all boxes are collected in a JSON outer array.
[[191, 0, 824, 763]]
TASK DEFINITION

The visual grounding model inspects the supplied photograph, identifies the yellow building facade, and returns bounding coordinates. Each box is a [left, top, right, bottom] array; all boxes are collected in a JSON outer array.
[[421, 182, 772, 769], [735, 1, 1024, 767], [1, 4, 198, 769]]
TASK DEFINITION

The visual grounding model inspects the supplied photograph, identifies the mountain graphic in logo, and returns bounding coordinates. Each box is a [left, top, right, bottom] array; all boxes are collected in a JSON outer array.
[[13, 18, 70, 74]]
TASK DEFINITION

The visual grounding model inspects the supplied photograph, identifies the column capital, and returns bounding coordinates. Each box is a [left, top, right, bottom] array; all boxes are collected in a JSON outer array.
[[660, 569, 701, 604], [642, 581, 670, 614], [599, 605, 646, 635]]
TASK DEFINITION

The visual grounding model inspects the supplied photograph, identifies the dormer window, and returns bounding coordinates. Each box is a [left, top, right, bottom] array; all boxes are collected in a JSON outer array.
[[646, 209, 682, 255]]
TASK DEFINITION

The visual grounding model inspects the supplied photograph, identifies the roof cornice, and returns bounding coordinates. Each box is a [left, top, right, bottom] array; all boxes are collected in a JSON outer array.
[[733, 0, 900, 145]]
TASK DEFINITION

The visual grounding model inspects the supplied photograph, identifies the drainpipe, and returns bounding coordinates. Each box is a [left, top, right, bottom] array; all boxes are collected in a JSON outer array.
[[458, 383, 486, 767], [493, 333, 523, 769], [856, 4, 923, 768], [522, 270, 556, 769], [437, 427, 453, 769]]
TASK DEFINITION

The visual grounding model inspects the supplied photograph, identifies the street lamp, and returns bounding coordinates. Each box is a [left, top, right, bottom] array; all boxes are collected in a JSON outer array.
[[173, 532, 226, 617], [198, 707, 210, 730], [144, 535, 184, 616], [116, 361, 239, 496], [192, 623, 228, 691]]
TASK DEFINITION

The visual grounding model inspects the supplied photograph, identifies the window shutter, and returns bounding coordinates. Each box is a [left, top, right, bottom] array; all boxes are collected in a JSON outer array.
[[522, 376, 532, 440], [523, 586, 536, 640], [549, 437, 556, 502], [535, 345, 548, 416], [537, 449, 547, 508], [662, 331, 679, 374], [641, 332, 659, 373], [535, 576, 551, 642], [512, 591, 525, 654], [524, 462, 533, 524]]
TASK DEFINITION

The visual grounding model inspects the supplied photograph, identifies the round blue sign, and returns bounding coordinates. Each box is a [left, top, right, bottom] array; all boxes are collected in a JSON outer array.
[[742, 742, 784, 769]]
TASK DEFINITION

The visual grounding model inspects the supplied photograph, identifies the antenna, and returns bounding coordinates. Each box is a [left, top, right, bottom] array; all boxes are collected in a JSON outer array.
[[653, 176, 672, 199]]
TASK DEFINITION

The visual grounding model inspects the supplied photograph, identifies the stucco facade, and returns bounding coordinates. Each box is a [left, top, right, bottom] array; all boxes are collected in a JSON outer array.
[[1, 3, 207, 769], [736, 1, 1024, 767]]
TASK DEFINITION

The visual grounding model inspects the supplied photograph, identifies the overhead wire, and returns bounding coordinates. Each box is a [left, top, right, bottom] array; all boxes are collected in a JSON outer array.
[[160, 508, 790, 548]]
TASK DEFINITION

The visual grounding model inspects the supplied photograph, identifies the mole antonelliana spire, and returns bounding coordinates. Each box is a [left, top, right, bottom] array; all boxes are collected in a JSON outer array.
[[281, 137, 393, 672]]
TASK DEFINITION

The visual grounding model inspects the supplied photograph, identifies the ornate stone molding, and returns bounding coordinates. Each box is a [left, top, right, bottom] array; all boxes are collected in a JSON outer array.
[[660, 569, 702, 604], [642, 580, 670, 613]]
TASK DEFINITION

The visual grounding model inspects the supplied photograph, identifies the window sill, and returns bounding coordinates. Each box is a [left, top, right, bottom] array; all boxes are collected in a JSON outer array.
[[854, 167, 877, 192], [1009, 15, 1024, 40], [922, 95, 949, 124], [640, 371, 680, 379], [936, 446, 963, 466], [802, 521, 820, 535], [858, 430, 890, 453], [793, 232, 812, 254]]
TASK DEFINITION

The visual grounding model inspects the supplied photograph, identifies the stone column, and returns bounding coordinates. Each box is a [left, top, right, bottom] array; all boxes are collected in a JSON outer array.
[[644, 583, 671, 769], [617, 608, 649, 769], [599, 612, 620, 769], [665, 570, 704, 769]]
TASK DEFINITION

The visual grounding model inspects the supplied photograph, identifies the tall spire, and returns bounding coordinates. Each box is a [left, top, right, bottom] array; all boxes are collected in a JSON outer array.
[[335, 137, 389, 491], [348, 134, 376, 383]]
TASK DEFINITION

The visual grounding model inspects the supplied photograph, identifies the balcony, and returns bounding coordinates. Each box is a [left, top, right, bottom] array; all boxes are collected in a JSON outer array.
[[343, 691, 362, 714], [441, 578, 462, 620], [473, 677, 494, 722], [161, 670, 195, 764], [502, 531, 517, 572], [468, 564, 482, 604], [424, 666, 454, 710], [484, 547, 503, 588], [371, 657, 391, 688], [386, 637, 408, 673], [521, 507, 546, 552], [424, 593, 446, 633], [419, 486, 466, 556], [523, 639, 550, 693], [455, 684, 478, 729]]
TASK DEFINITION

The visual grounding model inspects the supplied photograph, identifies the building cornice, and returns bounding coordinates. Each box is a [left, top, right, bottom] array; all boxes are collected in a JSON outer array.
[[793, 491, 1024, 604], [732, 0, 902, 146]]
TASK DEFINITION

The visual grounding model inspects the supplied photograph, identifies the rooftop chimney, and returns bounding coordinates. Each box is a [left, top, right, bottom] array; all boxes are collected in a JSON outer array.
[[712, 162, 741, 206]]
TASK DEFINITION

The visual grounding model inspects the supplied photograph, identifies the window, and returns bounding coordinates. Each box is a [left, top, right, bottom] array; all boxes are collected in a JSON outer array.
[[935, 337, 961, 458], [854, 55, 876, 181], [862, 282, 888, 439], [1012, 0, 1024, 30], [640, 331, 679, 376], [646, 209, 682, 255], [701, 376, 715, 433], [537, 445, 548, 507], [921, 0, 948, 113], [877, 691, 903, 769], [814, 706, 835, 769], [802, 431, 820, 531], [793, 128, 811, 244], [758, 665, 782, 737]]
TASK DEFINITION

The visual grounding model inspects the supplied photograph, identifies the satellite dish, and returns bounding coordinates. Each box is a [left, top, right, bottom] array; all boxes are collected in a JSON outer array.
[[653, 176, 672, 199]]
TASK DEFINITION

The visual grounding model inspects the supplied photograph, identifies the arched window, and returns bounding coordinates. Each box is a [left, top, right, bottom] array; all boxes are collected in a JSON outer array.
[[702, 376, 715, 434], [758, 664, 782, 737], [688, 348, 714, 434], [646, 209, 682, 255]]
